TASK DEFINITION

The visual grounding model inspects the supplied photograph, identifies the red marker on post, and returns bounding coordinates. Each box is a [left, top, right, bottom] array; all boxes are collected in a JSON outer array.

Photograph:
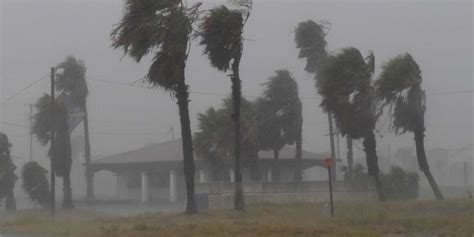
[[324, 158, 334, 217]]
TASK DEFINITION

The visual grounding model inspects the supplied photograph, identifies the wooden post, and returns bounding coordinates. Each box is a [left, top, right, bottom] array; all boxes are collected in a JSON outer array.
[[325, 158, 334, 217]]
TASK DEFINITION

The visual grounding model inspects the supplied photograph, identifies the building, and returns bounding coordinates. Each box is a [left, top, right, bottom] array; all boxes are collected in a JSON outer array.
[[89, 139, 327, 203]]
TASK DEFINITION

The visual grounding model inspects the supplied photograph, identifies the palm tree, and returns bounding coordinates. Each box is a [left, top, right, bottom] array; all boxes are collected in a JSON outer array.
[[55, 56, 93, 200], [199, 2, 252, 210], [376, 53, 444, 200], [294, 20, 328, 73], [22, 161, 50, 208], [194, 97, 258, 182], [257, 70, 301, 181], [111, 0, 200, 214], [32, 94, 74, 208], [294, 20, 339, 178], [317, 48, 385, 201], [0, 132, 16, 211]]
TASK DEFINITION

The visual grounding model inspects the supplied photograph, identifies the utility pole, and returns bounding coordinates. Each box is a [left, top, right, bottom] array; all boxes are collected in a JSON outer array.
[[29, 104, 33, 162], [50, 67, 56, 216]]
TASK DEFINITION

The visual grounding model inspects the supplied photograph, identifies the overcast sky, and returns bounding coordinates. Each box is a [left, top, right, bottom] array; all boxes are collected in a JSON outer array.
[[1, 0, 472, 165]]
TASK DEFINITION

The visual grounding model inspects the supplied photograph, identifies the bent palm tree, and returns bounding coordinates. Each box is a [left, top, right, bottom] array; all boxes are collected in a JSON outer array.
[[376, 53, 443, 200], [111, 0, 200, 214], [294, 20, 339, 178], [199, 2, 252, 210], [317, 48, 385, 201], [32, 94, 73, 208], [55, 56, 93, 200]]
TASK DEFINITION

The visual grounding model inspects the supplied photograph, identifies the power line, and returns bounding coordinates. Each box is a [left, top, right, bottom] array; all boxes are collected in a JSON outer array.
[[0, 74, 49, 105], [2, 73, 471, 107]]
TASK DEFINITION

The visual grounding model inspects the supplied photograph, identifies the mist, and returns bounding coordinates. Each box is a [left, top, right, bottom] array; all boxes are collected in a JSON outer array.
[[0, 0, 472, 235]]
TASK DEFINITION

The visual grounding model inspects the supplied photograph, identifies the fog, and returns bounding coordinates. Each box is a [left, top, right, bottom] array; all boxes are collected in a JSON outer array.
[[1, 0, 472, 201]]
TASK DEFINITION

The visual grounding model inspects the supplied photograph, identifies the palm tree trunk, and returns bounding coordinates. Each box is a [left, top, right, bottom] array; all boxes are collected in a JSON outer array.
[[83, 105, 94, 201], [327, 113, 337, 179], [5, 188, 16, 211], [273, 149, 281, 182], [346, 136, 353, 180], [231, 49, 245, 211], [176, 80, 198, 214], [414, 128, 444, 200], [294, 106, 303, 182], [62, 175, 73, 209], [362, 131, 385, 201]]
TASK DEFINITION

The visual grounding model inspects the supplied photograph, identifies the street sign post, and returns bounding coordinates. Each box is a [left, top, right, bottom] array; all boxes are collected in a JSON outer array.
[[324, 158, 334, 217]]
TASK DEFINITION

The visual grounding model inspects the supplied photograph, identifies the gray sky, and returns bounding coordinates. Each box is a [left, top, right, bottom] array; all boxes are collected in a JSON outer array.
[[1, 0, 472, 165]]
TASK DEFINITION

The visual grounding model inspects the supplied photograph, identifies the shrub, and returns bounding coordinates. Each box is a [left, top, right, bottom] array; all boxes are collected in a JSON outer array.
[[343, 164, 419, 200], [22, 161, 50, 208], [381, 166, 419, 200]]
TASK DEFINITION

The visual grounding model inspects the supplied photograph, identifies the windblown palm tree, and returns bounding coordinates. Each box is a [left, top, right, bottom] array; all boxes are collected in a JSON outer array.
[[111, 0, 200, 214], [294, 20, 328, 73], [55, 56, 93, 200], [32, 94, 73, 208], [199, 2, 252, 210], [317, 48, 385, 201], [0, 132, 16, 211], [257, 70, 302, 181], [194, 97, 258, 182], [294, 20, 339, 178], [376, 53, 444, 200]]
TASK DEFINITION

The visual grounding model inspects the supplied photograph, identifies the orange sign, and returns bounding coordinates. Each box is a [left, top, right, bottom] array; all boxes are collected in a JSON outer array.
[[324, 158, 333, 167]]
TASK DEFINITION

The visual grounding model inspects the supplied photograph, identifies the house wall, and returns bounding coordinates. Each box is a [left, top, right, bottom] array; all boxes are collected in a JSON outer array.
[[116, 165, 331, 203]]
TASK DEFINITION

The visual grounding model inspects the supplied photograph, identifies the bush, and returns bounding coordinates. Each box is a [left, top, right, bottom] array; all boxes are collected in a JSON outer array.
[[343, 164, 419, 200], [22, 161, 50, 208], [381, 166, 419, 200]]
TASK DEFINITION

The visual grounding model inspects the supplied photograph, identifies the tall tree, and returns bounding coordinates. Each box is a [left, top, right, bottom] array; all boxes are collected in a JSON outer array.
[[55, 56, 93, 200], [257, 70, 301, 181], [199, 1, 252, 210], [376, 53, 444, 200], [111, 0, 201, 214], [32, 94, 74, 208], [0, 132, 17, 211], [194, 97, 258, 182], [317, 48, 385, 201], [294, 20, 339, 178]]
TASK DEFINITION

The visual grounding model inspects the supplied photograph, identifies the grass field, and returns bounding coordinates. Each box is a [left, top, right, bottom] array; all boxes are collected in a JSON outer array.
[[0, 199, 472, 237]]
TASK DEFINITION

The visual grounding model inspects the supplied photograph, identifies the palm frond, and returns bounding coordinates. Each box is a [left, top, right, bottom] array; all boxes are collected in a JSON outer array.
[[199, 5, 243, 72], [56, 56, 88, 106], [111, 0, 192, 91], [294, 20, 328, 73], [376, 53, 425, 134]]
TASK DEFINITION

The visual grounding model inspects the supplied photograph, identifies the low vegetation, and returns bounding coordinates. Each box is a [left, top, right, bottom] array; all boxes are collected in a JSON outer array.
[[0, 199, 472, 237]]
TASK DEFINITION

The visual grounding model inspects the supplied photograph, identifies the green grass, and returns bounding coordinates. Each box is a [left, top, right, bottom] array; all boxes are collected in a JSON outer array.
[[0, 199, 472, 237]]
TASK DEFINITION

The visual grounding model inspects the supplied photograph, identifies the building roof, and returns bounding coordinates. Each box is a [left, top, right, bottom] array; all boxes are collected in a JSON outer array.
[[92, 139, 325, 166]]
